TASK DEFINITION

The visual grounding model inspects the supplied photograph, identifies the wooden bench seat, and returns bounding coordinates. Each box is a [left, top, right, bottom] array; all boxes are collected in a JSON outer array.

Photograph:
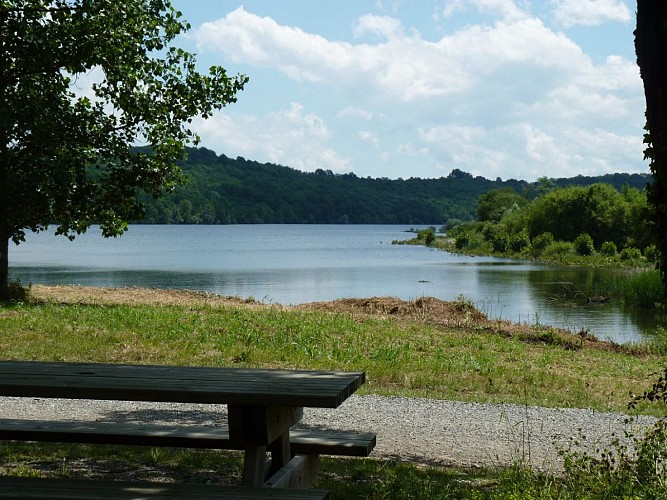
[[0, 419, 376, 457], [0, 476, 331, 499]]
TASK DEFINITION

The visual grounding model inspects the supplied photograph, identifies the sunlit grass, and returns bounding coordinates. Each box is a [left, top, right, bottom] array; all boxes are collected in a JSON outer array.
[[1, 299, 664, 415]]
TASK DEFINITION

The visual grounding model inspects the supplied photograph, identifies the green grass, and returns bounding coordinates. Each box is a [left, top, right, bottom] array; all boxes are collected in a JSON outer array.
[[597, 269, 667, 308], [0, 300, 664, 413], [1, 290, 666, 498], [5, 441, 665, 499]]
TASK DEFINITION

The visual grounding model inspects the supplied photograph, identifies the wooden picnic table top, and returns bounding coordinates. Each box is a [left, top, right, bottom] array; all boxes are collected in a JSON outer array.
[[0, 361, 365, 408]]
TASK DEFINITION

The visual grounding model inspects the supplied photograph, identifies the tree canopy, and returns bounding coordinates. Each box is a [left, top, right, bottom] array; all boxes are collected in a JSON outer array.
[[0, 0, 247, 299], [133, 147, 648, 226], [476, 188, 528, 223]]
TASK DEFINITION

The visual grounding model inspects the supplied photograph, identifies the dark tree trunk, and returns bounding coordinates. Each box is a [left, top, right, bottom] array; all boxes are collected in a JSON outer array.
[[635, 1, 667, 291], [0, 7, 8, 301]]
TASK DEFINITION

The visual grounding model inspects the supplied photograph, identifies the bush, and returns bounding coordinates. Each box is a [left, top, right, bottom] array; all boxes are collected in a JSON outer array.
[[455, 232, 469, 249], [644, 244, 660, 264], [543, 241, 575, 258], [531, 232, 554, 257], [620, 247, 643, 261], [441, 219, 462, 233], [509, 232, 531, 254], [417, 227, 436, 246], [447, 224, 466, 239], [492, 232, 509, 253], [574, 233, 595, 256], [560, 368, 667, 498], [600, 241, 617, 256]]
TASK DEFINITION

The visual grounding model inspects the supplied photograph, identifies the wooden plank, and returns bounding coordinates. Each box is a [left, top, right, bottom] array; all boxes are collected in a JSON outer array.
[[0, 476, 331, 499], [241, 444, 268, 487], [291, 430, 376, 457], [0, 419, 236, 449], [0, 419, 377, 457], [264, 454, 320, 489], [0, 361, 365, 408]]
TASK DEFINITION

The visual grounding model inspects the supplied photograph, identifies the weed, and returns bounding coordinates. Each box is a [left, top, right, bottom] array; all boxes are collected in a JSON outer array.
[[557, 368, 667, 498]]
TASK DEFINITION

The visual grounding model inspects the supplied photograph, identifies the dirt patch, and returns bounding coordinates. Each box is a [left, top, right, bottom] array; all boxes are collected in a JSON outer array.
[[30, 285, 264, 308], [295, 296, 487, 326]]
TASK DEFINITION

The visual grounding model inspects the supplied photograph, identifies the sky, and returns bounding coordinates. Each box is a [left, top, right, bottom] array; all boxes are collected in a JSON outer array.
[[167, 0, 646, 182]]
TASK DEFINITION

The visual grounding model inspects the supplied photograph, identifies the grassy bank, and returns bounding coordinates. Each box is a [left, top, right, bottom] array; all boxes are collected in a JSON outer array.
[[1, 286, 664, 414], [1, 285, 666, 498]]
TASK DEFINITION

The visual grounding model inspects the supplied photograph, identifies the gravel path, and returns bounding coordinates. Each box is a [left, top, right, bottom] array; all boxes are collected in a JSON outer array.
[[0, 395, 657, 473]]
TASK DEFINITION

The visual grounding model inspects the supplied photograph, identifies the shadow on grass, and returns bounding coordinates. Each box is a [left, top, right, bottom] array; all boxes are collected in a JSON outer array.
[[0, 442, 533, 499]]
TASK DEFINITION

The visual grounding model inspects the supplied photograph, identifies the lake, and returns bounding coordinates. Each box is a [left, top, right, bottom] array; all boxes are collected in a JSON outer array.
[[8, 224, 666, 344]]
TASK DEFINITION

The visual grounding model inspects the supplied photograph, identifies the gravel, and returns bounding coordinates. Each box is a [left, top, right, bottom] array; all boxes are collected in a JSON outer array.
[[0, 395, 658, 473]]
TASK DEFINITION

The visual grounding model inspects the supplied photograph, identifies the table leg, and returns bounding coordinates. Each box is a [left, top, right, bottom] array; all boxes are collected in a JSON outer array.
[[228, 405, 302, 486], [242, 444, 268, 486], [268, 431, 291, 475]]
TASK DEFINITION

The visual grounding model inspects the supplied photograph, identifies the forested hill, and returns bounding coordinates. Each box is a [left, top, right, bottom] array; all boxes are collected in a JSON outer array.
[[139, 147, 652, 225]]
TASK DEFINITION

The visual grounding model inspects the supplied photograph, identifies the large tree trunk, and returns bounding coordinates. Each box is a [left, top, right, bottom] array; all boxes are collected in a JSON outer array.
[[0, 234, 8, 302], [0, 7, 8, 302], [635, 1, 667, 290]]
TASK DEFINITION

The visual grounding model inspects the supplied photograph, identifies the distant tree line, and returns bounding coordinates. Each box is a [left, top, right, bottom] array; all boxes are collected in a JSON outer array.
[[137, 147, 651, 226]]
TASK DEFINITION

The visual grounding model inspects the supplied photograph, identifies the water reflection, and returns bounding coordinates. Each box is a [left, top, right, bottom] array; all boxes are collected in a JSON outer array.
[[9, 225, 666, 344]]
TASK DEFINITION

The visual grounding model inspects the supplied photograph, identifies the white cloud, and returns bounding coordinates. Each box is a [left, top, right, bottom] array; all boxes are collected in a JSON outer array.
[[337, 107, 374, 120], [417, 120, 642, 180], [190, 5, 645, 180], [396, 143, 429, 156], [469, 0, 528, 20], [550, 0, 632, 28], [358, 130, 380, 146], [523, 124, 559, 163], [194, 7, 471, 100], [192, 103, 351, 173], [442, 0, 528, 20], [353, 14, 405, 39], [193, 7, 599, 104]]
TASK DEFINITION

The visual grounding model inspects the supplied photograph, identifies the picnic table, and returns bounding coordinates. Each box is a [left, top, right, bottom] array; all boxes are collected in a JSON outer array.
[[0, 361, 374, 499]]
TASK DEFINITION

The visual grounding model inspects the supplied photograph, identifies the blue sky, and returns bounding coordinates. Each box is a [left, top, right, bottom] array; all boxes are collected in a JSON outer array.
[[168, 0, 644, 181]]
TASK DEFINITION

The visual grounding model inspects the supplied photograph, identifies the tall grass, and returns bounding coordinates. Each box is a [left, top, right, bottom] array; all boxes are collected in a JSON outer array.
[[598, 269, 666, 308]]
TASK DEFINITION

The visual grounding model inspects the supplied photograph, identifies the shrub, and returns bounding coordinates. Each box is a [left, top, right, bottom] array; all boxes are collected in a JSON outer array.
[[531, 232, 554, 257], [644, 244, 660, 264], [447, 224, 466, 239], [560, 368, 667, 498], [509, 232, 531, 254], [543, 241, 575, 258], [454, 232, 469, 249], [441, 219, 462, 233], [600, 241, 617, 256], [574, 233, 595, 256], [620, 247, 643, 261], [492, 232, 509, 253], [417, 227, 436, 246]]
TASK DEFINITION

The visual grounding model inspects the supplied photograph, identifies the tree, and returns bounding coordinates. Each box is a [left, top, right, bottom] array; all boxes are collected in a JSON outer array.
[[476, 188, 527, 223], [0, 0, 247, 299], [527, 184, 629, 249], [635, 1, 667, 291]]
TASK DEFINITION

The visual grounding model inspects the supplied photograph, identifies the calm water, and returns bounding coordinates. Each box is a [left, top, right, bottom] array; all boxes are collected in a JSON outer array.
[[8, 224, 666, 344]]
